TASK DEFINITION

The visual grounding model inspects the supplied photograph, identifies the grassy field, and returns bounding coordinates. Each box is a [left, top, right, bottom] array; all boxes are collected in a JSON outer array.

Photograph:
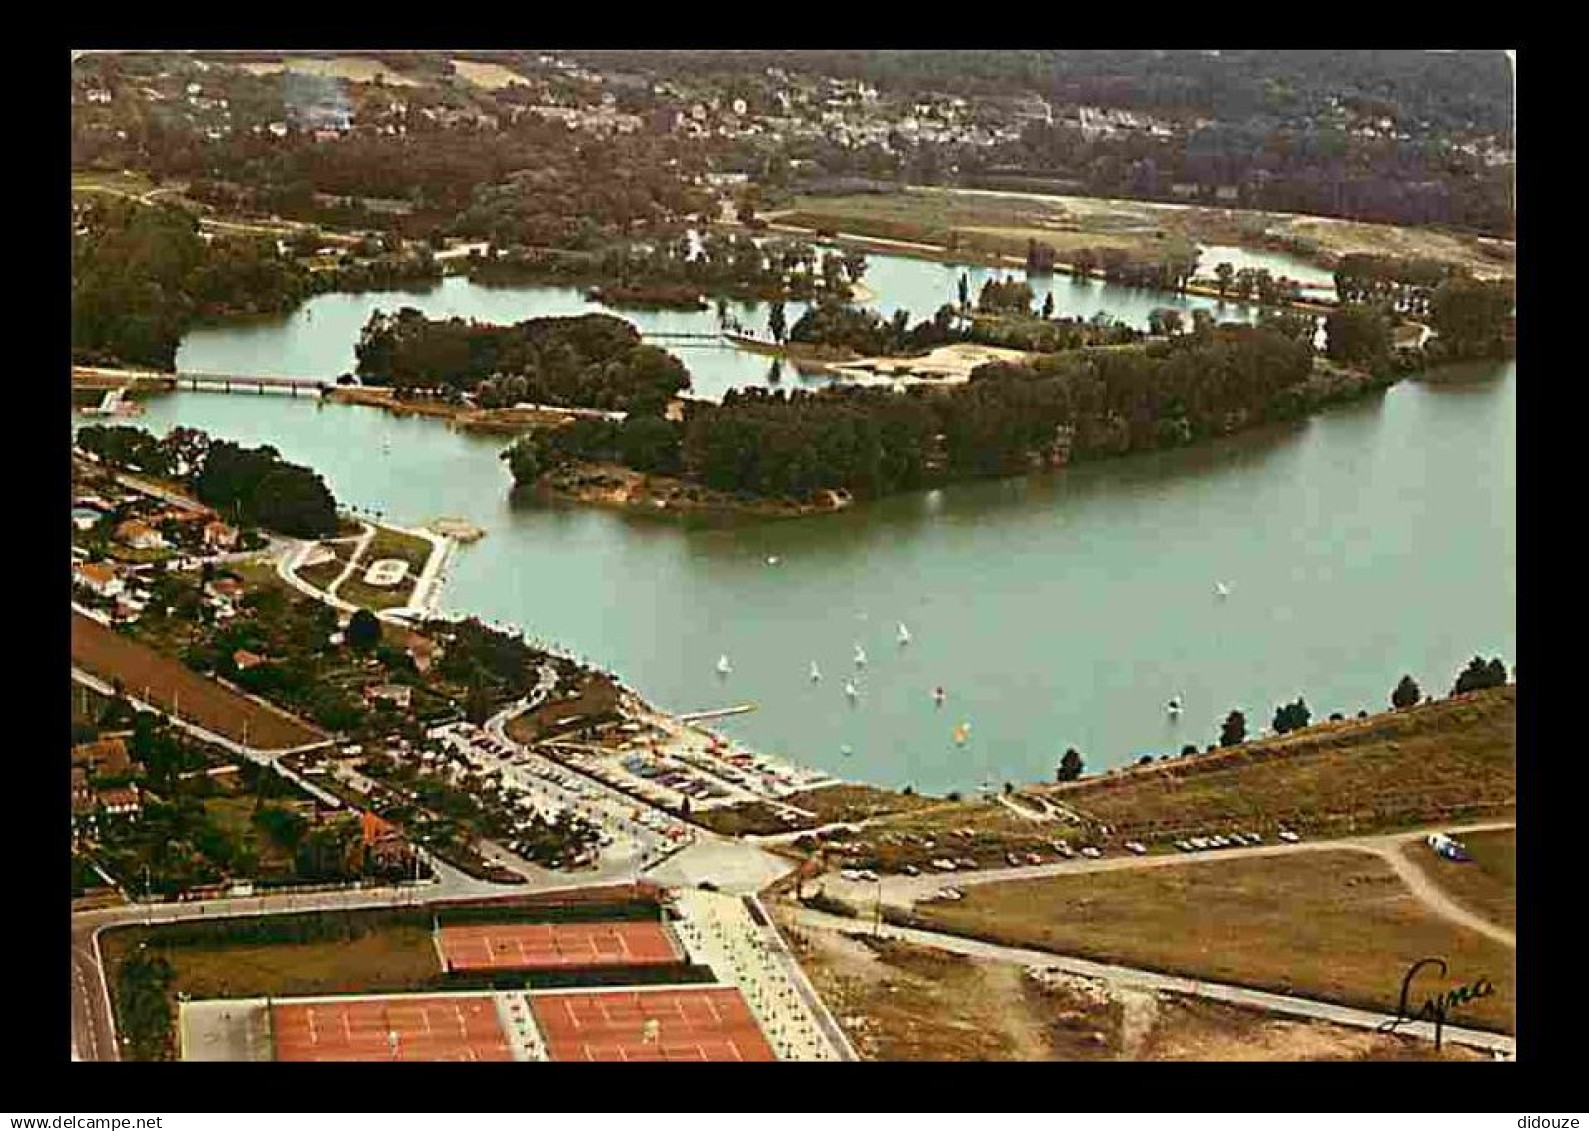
[[333, 524, 433, 611], [449, 58, 528, 89], [235, 56, 420, 86], [911, 850, 1515, 1034], [1404, 828, 1516, 934], [103, 924, 442, 1004], [72, 611, 324, 751], [1042, 687, 1515, 841], [778, 187, 1514, 281]]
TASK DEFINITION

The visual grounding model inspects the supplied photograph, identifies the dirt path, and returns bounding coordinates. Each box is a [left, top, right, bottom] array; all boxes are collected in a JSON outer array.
[[977, 962, 1054, 1060], [1365, 841, 1515, 948]]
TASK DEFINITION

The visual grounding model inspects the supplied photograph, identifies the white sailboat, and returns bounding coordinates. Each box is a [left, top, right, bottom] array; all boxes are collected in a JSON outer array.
[[853, 644, 867, 668], [844, 680, 859, 700], [933, 686, 946, 706], [1215, 581, 1231, 598], [1168, 695, 1183, 716], [716, 654, 732, 676], [897, 622, 912, 645], [809, 661, 822, 683], [840, 744, 854, 757]]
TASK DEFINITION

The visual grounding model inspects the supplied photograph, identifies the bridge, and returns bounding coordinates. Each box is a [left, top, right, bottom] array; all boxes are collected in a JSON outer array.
[[171, 371, 327, 396]]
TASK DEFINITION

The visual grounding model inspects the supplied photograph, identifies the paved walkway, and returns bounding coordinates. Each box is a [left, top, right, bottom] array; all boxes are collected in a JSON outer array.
[[786, 906, 1515, 1056]]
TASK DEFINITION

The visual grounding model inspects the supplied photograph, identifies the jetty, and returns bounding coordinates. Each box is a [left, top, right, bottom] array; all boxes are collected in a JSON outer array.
[[677, 703, 758, 723]]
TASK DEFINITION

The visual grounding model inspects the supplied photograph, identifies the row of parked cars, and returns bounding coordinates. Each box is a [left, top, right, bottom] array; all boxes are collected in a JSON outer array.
[[1173, 829, 1299, 852]]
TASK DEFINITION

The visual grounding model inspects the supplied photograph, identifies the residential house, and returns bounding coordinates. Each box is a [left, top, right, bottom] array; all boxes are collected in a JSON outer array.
[[114, 519, 165, 550], [97, 785, 143, 817], [203, 520, 239, 551], [207, 577, 246, 602], [73, 733, 135, 778], [233, 649, 267, 671], [74, 560, 124, 597], [71, 766, 96, 820], [366, 684, 413, 710]]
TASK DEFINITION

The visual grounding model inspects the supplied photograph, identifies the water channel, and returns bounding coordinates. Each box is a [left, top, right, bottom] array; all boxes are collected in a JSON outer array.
[[87, 245, 1513, 795]]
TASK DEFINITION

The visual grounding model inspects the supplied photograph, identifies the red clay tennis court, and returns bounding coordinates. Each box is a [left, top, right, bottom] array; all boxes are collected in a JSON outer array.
[[438, 920, 683, 972], [530, 987, 775, 1062], [271, 996, 512, 1062]]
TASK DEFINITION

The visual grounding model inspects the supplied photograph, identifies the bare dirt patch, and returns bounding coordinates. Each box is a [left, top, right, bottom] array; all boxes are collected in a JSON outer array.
[[72, 612, 323, 750]]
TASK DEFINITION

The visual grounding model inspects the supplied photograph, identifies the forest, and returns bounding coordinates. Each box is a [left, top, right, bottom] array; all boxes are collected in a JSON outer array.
[[354, 309, 692, 415], [75, 424, 340, 538], [505, 324, 1321, 503], [71, 197, 314, 370]]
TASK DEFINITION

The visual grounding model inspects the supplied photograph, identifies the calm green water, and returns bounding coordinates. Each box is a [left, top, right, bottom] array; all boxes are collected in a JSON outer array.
[[107, 255, 1513, 795]]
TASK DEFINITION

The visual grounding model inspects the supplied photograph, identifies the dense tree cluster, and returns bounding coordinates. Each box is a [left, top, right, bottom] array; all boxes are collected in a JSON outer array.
[[354, 309, 690, 414], [193, 440, 339, 538], [114, 949, 175, 1060], [1325, 305, 1393, 368], [1270, 697, 1312, 735], [1333, 253, 1453, 312], [1207, 262, 1305, 307], [1391, 674, 1422, 709], [1451, 655, 1509, 696], [134, 119, 714, 249], [1428, 276, 1515, 359], [977, 278, 1036, 315], [1069, 244, 1201, 294], [72, 197, 313, 370], [466, 231, 854, 305], [76, 423, 339, 538], [507, 324, 1318, 502]]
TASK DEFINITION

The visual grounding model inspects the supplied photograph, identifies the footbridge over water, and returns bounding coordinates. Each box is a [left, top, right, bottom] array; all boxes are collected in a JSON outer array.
[[72, 366, 328, 397]]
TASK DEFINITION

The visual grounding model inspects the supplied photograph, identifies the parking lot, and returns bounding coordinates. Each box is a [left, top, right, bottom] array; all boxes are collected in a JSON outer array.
[[439, 722, 697, 873]]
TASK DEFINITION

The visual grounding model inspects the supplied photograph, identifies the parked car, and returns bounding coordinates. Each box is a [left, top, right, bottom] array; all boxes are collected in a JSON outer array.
[[1079, 846, 1102, 859], [936, 888, 964, 901], [1278, 830, 1301, 843], [901, 864, 921, 877], [1125, 841, 1147, 855]]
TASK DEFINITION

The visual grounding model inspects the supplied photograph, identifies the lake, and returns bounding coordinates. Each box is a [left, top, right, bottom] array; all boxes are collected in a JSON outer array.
[[101, 250, 1510, 795]]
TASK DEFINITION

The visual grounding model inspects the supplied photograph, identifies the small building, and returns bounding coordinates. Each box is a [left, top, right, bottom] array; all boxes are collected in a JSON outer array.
[[233, 649, 267, 671], [207, 577, 246, 602], [203, 520, 239, 551], [74, 560, 124, 598], [366, 684, 413, 710], [97, 785, 143, 817], [73, 736, 134, 777], [115, 519, 165, 550], [71, 766, 96, 818]]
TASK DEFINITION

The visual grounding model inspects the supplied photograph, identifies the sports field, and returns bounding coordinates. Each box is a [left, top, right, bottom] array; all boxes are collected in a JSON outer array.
[[438, 921, 683, 973], [271, 995, 511, 1062], [530, 987, 775, 1062]]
